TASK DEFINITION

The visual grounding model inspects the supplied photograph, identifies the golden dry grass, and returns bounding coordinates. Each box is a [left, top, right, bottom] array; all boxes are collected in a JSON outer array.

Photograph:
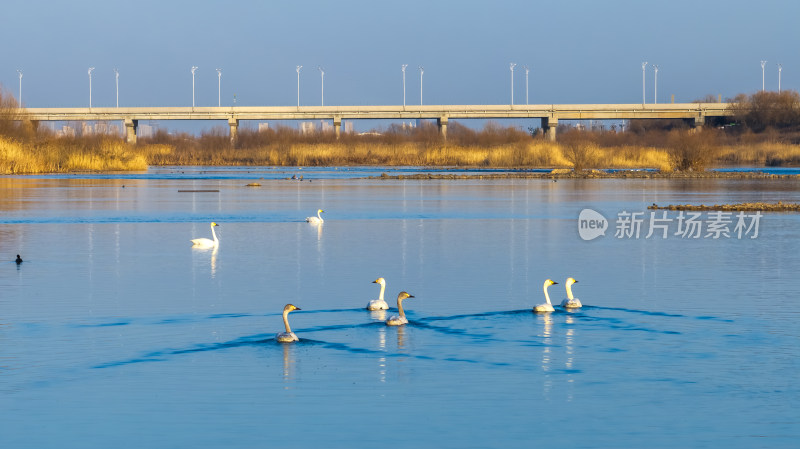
[[139, 140, 580, 169], [5, 121, 800, 174], [0, 136, 148, 174], [601, 146, 673, 172], [717, 142, 800, 166], [6, 135, 800, 174]]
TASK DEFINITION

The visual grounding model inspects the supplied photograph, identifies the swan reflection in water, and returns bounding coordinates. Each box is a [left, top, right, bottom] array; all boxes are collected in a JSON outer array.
[[369, 309, 387, 322], [396, 325, 406, 350], [565, 315, 576, 402], [191, 244, 218, 277], [377, 325, 387, 383], [282, 343, 297, 388], [210, 245, 218, 277], [538, 313, 554, 396]]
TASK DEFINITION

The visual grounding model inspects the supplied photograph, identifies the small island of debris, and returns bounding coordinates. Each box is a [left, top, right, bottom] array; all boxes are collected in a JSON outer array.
[[648, 202, 800, 212]]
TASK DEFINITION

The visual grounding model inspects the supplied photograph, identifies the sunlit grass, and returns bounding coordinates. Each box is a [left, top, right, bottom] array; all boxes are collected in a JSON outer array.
[[5, 134, 800, 174], [0, 136, 148, 174], [601, 146, 673, 172], [717, 142, 800, 166]]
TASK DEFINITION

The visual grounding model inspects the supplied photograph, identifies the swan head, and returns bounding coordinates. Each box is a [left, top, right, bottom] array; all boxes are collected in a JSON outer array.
[[283, 304, 301, 313], [397, 291, 414, 301], [372, 277, 386, 286], [566, 277, 577, 287], [543, 279, 558, 288], [317, 209, 324, 214], [211, 222, 219, 227]]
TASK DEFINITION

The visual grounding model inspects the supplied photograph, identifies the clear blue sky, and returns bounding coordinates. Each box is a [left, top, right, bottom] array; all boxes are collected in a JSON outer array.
[[2, 0, 798, 129]]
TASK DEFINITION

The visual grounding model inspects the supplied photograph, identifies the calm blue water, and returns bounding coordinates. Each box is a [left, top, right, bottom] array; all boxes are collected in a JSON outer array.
[[1, 167, 798, 448]]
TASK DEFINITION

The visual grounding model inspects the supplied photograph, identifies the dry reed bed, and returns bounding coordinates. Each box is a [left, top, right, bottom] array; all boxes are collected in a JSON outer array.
[[4, 134, 800, 174], [0, 136, 147, 174], [370, 171, 799, 180], [140, 141, 674, 170], [648, 202, 800, 211]]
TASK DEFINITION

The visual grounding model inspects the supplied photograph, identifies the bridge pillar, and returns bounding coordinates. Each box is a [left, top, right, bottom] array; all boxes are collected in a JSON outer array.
[[542, 117, 558, 141], [333, 116, 342, 139], [124, 118, 138, 145], [437, 116, 448, 139], [228, 118, 239, 147], [688, 116, 705, 133]]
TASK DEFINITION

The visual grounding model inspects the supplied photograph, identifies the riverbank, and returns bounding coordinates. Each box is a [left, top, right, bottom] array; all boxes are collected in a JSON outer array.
[[0, 135, 148, 174], [368, 169, 800, 180], [648, 201, 800, 211], [3, 129, 800, 175]]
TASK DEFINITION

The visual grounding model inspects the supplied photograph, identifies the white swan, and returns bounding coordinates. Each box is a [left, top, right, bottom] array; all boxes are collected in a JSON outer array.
[[560, 277, 583, 309], [533, 279, 558, 313], [386, 291, 414, 326], [191, 222, 219, 248], [276, 304, 301, 342], [306, 209, 324, 224], [366, 277, 389, 310]]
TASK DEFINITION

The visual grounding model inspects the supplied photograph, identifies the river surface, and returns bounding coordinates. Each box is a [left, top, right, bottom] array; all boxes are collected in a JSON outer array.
[[1, 166, 798, 448]]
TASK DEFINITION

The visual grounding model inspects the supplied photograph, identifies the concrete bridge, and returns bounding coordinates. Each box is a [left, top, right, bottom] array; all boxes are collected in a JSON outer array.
[[19, 103, 733, 145]]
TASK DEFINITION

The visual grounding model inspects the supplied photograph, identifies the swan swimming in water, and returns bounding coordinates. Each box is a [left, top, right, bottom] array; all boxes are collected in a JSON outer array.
[[366, 277, 389, 310], [306, 209, 324, 224], [386, 291, 414, 326], [191, 222, 219, 248], [533, 279, 558, 313], [560, 277, 583, 309], [276, 304, 301, 342]]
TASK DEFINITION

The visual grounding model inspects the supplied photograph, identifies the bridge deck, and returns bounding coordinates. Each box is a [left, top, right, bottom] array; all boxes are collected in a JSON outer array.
[[20, 103, 732, 122]]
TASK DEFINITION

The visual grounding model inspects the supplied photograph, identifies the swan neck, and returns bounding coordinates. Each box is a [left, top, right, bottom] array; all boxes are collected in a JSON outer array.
[[211, 225, 218, 243], [378, 282, 386, 301], [282, 310, 292, 333], [566, 283, 574, 300], [397, 297, 405, 318], [543, 284, 552, 305]]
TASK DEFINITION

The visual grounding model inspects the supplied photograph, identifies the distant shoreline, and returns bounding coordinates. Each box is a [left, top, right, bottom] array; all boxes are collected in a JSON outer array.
[[366, 169, 800, 180]]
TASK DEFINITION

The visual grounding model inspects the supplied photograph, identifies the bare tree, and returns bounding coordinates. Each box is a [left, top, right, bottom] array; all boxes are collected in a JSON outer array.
[[729, 90, 800, 133]]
